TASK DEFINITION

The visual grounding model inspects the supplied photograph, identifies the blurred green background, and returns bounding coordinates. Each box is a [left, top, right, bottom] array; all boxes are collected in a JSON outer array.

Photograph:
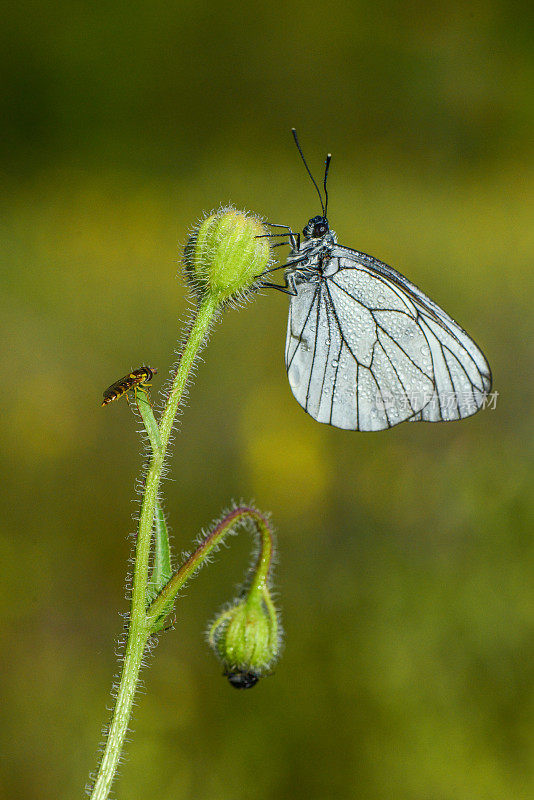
[[1, 1, 533, 798]]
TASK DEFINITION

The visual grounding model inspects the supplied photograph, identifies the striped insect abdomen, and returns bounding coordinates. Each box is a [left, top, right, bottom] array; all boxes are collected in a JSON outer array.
[[101, 367, 157, 406]]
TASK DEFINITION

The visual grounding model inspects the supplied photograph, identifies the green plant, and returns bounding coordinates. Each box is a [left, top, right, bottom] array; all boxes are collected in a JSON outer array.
[[88, 208, 281, 800]]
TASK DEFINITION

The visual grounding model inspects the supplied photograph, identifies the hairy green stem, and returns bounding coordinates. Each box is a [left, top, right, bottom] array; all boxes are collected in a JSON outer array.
[[88, 625, 148, 800], [89, 294, 219, 800], [132, 293, 219, 631]]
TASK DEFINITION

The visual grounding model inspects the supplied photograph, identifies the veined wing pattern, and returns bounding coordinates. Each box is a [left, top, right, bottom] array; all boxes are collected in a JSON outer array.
[[285, 247, 492, 431]]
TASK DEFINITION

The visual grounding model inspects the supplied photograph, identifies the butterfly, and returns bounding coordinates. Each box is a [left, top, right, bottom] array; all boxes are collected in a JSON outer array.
[[262, 131, 492, 431]]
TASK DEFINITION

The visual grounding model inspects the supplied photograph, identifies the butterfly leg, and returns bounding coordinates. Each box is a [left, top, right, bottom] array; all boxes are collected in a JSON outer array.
[[261, 223, 299, 250], [259, 280, 297, 295], [259, 272, 298, 295]]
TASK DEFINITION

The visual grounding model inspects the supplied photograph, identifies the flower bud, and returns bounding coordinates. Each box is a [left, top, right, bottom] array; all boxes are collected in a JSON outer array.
[[184, 207, 271, 303], [208, 587, 280, 688]]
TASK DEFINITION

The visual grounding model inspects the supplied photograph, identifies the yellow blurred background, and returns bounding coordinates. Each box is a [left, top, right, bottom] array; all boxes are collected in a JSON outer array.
[[1, 1, 533, 798]]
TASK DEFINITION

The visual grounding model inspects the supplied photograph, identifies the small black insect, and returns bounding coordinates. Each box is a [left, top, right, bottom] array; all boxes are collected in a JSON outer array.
[[101, 366, 158, 406], [225, 670, 260, 689]]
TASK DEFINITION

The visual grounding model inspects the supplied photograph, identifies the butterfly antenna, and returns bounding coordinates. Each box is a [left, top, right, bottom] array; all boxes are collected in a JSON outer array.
[[291, 128, 325, 216], [323, 153, 332, 218]]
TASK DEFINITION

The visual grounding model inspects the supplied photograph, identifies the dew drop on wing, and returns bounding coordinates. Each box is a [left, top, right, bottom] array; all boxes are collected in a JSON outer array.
[[289, 364, 301, 389]]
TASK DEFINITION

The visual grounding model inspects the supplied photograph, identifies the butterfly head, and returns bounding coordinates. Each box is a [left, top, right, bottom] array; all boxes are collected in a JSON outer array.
[[303, 215, 330, 240], [291, 130, 332, 243]]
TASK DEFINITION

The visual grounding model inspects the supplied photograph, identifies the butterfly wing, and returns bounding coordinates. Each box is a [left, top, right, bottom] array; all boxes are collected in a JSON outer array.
[[285, 247, 491, 431]]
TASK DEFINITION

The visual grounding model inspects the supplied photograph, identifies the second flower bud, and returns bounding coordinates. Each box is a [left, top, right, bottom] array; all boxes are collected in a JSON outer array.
[[208, 585, 280, 689]]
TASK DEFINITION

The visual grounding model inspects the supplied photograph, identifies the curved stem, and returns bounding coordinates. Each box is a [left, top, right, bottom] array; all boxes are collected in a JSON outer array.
[[89, 294, 220, 800], [147, 506, 273, 628]]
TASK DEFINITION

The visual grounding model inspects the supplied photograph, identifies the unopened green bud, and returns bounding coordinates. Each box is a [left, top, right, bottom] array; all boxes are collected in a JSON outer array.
[[208, 586, 280, 688], [184, 207, 271, 303]]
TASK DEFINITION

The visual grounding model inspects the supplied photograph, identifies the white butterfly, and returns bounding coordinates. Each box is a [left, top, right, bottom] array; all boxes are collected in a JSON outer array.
[[267, 132, 492, 431]]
